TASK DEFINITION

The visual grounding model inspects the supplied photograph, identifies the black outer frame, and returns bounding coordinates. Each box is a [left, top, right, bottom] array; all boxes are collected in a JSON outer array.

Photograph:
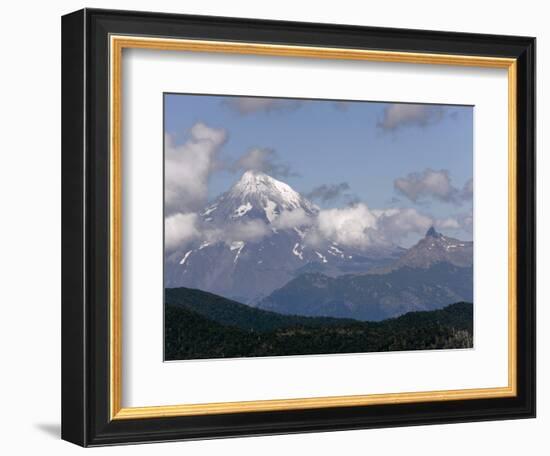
[[61, 8, 536, 447]]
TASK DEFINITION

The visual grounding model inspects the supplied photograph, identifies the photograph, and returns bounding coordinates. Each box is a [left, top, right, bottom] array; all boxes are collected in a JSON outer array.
[[163, 94, 474, 361]]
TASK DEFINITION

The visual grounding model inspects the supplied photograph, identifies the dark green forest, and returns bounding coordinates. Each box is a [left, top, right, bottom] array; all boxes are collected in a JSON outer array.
[[165, 287, 473, 360]]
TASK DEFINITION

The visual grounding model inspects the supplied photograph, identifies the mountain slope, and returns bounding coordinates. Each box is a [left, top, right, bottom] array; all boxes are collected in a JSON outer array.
[[257, 227, 473, 321], [258, 262, 473, 321], [165, 286, 360, 332]]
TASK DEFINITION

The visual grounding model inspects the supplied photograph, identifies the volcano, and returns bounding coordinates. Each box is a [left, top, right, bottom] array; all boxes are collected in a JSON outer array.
[[164, 171, 403, 303]]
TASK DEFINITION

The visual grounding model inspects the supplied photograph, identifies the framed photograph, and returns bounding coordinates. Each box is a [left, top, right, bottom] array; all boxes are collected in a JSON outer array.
[[61, 8, 535, 447]]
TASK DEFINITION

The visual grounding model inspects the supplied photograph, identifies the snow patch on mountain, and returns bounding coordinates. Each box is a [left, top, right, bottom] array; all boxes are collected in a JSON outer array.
[[292, 243, 304, 260], [315, 251, 328, 263], [294, 227, 305, 238], [233, 202, 252, 218], [231, 170, 302, 208], [230, 241, 245, 264], [179, 250, 193, 265], [264, 200, 278, 222], [328, 245, 344, 258], [201, 204, 217, 216]]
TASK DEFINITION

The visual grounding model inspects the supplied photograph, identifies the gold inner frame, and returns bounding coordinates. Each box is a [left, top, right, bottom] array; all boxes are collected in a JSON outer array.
[[109, 35, 518, 420]]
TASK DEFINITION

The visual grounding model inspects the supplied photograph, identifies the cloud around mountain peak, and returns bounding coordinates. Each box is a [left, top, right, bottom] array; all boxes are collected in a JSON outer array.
[[232, 147, 297, 179], [165, 167, 471, 255], [163, 121, 472, 255]]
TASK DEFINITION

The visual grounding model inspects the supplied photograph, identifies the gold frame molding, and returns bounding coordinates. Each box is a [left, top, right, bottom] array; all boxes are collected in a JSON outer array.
[[109, 35, 518, 421]]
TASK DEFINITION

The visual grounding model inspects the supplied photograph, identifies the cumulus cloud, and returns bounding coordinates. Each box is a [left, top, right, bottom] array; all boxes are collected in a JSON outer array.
[[306, 183, 351, 203], [373, 208, 434, 244], [461, 178, 473, 200], [272, 208, 312, 230], [165, 212, 199, 251], [225, 219, 270, 243], [308, 203, 382, 249], [394, 169, 458, 203], [223, 97, 356, 115], [434, 217, 461, 230], [224, 97, 302, 115], [394, 169, 473, 205], [434, 212, 474, 234], [193, 220, 270, 245], [165, 203, 473, 254], [233, 148, 295, 178], [165, 122, 227, 216], [378, 104, 445, 131], [435, 212, 473, 234], [305, 203, 470, 249], [318, 204, 472, 247], [166, 217, 271, 254]]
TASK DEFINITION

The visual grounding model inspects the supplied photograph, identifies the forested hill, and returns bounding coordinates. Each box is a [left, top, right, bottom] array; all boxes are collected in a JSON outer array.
[[165, 286, 360, 332], [165, 287, 473, 361]]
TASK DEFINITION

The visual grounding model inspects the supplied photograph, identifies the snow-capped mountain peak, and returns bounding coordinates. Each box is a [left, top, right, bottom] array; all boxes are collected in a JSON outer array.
[[228, 170, 317, 215], [202, 170, 318, 225]]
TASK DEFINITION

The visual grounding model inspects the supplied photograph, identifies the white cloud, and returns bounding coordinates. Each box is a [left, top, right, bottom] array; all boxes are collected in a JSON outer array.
[[164, 212, 199, 251], [199, 220, 271, 246], [306, 204, 463, 248], [461, 178, 473, 200], [310, 203, 381, 249], [226, 219, 270, 243], [373, 208, 433, 244], [394, 169, 474, 205], [433, 211, 473, 235], [223, 97, 354, 115], [165, 122, 227, 216], [394, 168, 459, 203], [272, 208, 312, 230], [435, 217, 461, 230], [306, 182, 351, 203], [451, 212, 473, 233], [224, 97, 302, 114], [378, 104, 445, 131], [165, 203, 472, 253], [234, 148, 294, 178], [165, 217, 271, 253]]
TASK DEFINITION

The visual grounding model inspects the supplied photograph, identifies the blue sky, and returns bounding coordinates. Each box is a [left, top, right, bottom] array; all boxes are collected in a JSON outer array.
[[164, 94, 473, 244]]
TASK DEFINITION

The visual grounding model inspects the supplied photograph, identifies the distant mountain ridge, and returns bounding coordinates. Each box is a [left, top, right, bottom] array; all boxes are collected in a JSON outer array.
[[258, 262, 473, 321], [258, 227, 473, 321]]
